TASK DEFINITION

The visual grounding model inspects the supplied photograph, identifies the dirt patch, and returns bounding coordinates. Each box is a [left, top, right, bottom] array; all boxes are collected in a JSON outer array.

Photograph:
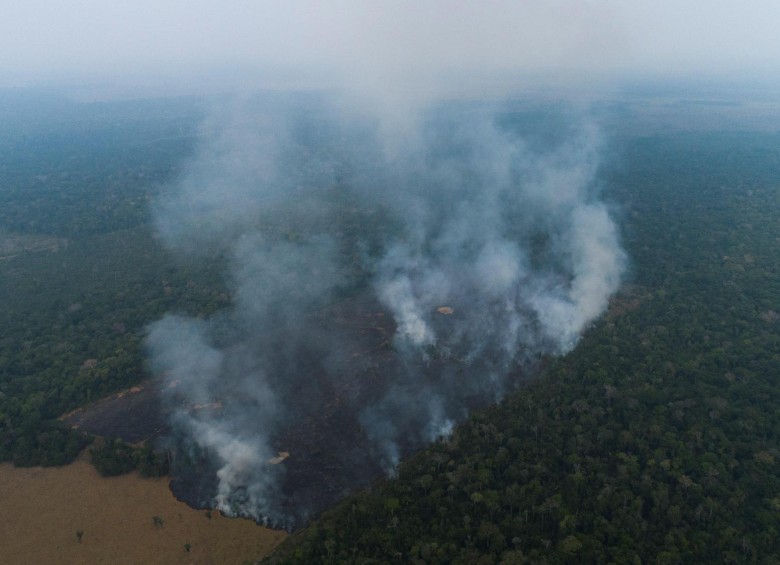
[[268, 452, 290, 465], [0, 232, 67, 261], [0, 452, 286, 565]]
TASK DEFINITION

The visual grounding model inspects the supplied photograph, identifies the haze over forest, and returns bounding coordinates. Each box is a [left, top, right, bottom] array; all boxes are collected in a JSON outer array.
[[3, 1, 780, 95]]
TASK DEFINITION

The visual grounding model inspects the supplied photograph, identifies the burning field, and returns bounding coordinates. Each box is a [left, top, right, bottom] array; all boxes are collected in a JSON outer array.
[[65, 290, 537, 529], [65, 95, 627, 530]]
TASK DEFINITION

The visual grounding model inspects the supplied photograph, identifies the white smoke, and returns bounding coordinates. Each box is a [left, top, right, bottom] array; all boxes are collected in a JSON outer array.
[[145, 92, 626, 527], [378, 273, 437, 347]]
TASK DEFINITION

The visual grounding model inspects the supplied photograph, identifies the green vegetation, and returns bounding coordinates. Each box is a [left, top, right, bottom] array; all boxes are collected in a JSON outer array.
[[0, 92, 224, 467], [266, 131, 780, 562], [0, 224, 231, 465], [90, 438, 170, 477]]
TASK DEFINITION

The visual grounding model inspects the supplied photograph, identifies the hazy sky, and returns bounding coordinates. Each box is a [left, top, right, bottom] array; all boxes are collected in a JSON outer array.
[[2, 1, 779, 90]]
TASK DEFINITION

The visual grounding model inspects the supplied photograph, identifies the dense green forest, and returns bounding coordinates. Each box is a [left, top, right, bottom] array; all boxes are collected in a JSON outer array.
[[0, 91, 201, 236], [265, 131, 780, 562], [0, 92, 226, 466], [1, 89, 779, 562]]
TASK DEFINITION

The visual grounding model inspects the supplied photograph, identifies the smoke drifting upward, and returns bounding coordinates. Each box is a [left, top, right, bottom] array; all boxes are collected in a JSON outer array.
[[146, 92, 626, 528]]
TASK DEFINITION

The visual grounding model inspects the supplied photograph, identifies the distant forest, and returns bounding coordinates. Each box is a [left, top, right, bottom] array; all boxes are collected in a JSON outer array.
[[1, 90, 779, 562]]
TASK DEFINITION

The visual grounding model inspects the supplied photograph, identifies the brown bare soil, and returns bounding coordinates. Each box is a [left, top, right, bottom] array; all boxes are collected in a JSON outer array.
[[0, 452, 286, 565]]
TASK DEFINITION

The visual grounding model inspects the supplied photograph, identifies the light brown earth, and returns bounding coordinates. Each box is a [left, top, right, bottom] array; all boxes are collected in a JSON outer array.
[[0, 232, 67, 260], [0, 452, 286, 565]]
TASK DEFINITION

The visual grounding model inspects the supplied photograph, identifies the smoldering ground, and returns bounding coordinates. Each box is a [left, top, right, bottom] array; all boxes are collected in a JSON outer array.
[[145, 93, 626, 529]]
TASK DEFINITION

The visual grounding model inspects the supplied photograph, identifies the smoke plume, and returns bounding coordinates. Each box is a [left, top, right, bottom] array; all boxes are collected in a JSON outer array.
[[146, 92, 625, 528]]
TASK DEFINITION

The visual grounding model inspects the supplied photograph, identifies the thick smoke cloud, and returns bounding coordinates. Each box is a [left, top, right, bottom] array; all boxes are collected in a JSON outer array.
[[146, 93, 625, 528]]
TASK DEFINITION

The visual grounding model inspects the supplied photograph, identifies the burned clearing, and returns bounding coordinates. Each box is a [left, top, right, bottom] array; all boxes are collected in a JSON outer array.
[[63, 290, 537, 529], [61, 380, 167, 444]]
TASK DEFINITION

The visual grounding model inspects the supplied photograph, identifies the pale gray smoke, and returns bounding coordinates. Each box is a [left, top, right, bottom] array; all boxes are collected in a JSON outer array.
[[146, 93, 625, 527]]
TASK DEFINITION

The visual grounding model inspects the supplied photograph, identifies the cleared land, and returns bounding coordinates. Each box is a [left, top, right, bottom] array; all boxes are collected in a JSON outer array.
[[0, 232, 66, 260], [0, 452, 286, 565]]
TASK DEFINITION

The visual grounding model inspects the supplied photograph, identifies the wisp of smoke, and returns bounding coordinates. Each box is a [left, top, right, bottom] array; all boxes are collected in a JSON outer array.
[[146, 93, 625, 528]]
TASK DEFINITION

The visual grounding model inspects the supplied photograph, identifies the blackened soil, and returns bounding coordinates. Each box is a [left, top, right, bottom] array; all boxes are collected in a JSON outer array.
[[61, 380, 168, 444], [62, 291, 532, 531]]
